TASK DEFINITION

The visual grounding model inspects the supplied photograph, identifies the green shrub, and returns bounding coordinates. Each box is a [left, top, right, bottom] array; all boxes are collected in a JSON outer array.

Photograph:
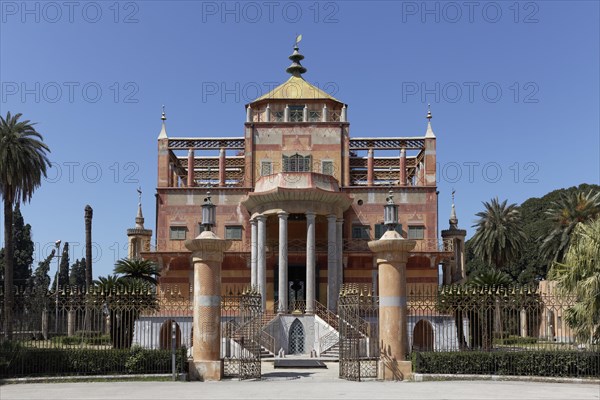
[[84, 335, 111, 346], [51, 335, 85, 346], [494, 335, 538, 345], [0, 346, 189, 378], [413, 351, 600, 378], [75, 330, 104, 338]]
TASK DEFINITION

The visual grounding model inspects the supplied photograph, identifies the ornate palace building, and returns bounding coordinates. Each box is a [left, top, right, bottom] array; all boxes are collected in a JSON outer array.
[[131, 43, 466, 354]]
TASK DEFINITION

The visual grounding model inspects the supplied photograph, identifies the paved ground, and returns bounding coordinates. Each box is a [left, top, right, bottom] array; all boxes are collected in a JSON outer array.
[[2, 363, 599, 400]]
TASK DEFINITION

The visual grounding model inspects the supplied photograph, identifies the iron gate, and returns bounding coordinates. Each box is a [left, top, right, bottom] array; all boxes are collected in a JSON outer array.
[[338, 285, 379, 381], [221, 288, 262, 379]]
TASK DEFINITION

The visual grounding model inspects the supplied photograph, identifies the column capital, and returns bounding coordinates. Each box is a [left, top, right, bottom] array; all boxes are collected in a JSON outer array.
[[256, 214, 267, 222], [277, 211, 289, 219], [368, 233, 416, 265], [327, 214, 337, 222], [305, 211, 316, 221], [250, 218, 257, 225]]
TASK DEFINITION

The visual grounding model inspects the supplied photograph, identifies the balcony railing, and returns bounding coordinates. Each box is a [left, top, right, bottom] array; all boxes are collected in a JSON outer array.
[[150, 238, 453, 254], [252, 107, 344, 123]]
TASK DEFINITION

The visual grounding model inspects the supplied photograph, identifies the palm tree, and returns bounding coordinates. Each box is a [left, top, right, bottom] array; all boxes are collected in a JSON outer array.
[[541, 190, 600, 264], [93, 275, 123, 293], [549, 218, 600, 344], [470, 197, 526, 271], [469, 269, 513, 287], [107, 260, 159, 349], [113, 258, 160, 286], [0, 112, 51, 339]]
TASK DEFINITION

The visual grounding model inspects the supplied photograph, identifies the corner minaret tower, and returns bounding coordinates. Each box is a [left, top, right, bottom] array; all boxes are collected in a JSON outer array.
[[127, 188, 153, 259], [441, 190, 467, 284]]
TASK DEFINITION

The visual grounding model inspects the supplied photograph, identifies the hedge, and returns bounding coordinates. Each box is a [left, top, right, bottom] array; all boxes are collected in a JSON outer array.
[[413, 351, 600, 378], [0, 344, 188, 378]]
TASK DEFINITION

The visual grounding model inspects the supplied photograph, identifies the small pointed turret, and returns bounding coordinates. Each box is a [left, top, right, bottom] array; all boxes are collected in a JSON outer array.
[[127, 187, 153, 259], [425, 104, 435, 138], [158, 105, 168, 139], [135, 187, 145, 229], [286, 35, 307, 77], [449, 189, 458, 229], [441, 189, 467, 284]]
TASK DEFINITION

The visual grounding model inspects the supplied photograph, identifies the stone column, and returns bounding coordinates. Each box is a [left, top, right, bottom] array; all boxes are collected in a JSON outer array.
[[520, 308, 528, 337], [218, 148, 226, 187], [67, 310, 75, 336], [187, 149, 195, 187], [185, 230, 231, 381], [367, 148, 374, 186], [256, 215, 267, 311], [368, 230, 416, 381], [305, 212, 316, 314], [336, 219, 344, 297], [250, 218, 257, 287], [327, 215, 338, 311], [399, 148, 406, 186], [278, 212, 289, 314]]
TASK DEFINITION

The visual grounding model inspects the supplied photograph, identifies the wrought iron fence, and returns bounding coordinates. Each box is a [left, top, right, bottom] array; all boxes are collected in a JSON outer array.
[[221, 289, 262, 380], [0, 285, 191, 378], [338, 284, 379, 381], [409, 284, 600, 377]]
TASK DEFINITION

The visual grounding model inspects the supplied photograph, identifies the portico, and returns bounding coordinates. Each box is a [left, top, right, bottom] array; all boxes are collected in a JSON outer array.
[[242, 172, 352, 313]]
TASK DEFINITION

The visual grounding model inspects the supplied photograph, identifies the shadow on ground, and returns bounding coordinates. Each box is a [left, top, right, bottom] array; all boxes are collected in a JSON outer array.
[[260, 371, 314, 380]]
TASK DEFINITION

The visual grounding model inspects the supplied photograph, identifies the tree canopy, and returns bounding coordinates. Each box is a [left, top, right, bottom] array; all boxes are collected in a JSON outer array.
[[466, 184, 600, 284], [470, 197, 526, 271], [549, 217, 600, 344], [0, 204, 34, 289], [1, 111, 51, 339]]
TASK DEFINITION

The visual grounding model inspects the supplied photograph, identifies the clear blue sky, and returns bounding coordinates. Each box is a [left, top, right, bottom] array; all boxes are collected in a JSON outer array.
[[1, 1, 599, 279]]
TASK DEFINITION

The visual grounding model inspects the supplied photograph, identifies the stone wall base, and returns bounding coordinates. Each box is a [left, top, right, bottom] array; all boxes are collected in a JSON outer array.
[[378, 360, 413, 381], [188, 360, 223, 381]]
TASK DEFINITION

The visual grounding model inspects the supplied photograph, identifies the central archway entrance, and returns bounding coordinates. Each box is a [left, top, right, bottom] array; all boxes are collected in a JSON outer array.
[[289, 319, 305, 354]]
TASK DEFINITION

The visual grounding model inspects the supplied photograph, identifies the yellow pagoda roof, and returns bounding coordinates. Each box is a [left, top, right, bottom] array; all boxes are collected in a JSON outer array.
[[253, 75, 342, 103]]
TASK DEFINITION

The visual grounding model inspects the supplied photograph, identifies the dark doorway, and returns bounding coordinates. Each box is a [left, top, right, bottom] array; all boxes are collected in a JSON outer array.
[[289, 319, 305, 354], [413, 319, 434, 351], [160, 319, 181, 350]]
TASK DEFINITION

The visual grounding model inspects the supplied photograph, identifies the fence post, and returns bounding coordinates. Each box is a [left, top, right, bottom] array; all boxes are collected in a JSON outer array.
[[172, 321, 176, 381], [41, 308, 48, 340]]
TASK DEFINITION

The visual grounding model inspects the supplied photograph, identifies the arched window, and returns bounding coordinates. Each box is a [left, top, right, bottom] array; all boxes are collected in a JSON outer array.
[[283, 154, 312, 172]]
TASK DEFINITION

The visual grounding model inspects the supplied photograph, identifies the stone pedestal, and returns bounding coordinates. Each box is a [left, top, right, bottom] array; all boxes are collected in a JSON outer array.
[[185, 230, 231, 381], [368, 230, 415, 381], [188, 360, 224, 381]]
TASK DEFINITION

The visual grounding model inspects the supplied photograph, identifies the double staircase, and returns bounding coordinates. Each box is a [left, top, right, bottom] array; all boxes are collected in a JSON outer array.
[[238, 301, 372, 360]]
